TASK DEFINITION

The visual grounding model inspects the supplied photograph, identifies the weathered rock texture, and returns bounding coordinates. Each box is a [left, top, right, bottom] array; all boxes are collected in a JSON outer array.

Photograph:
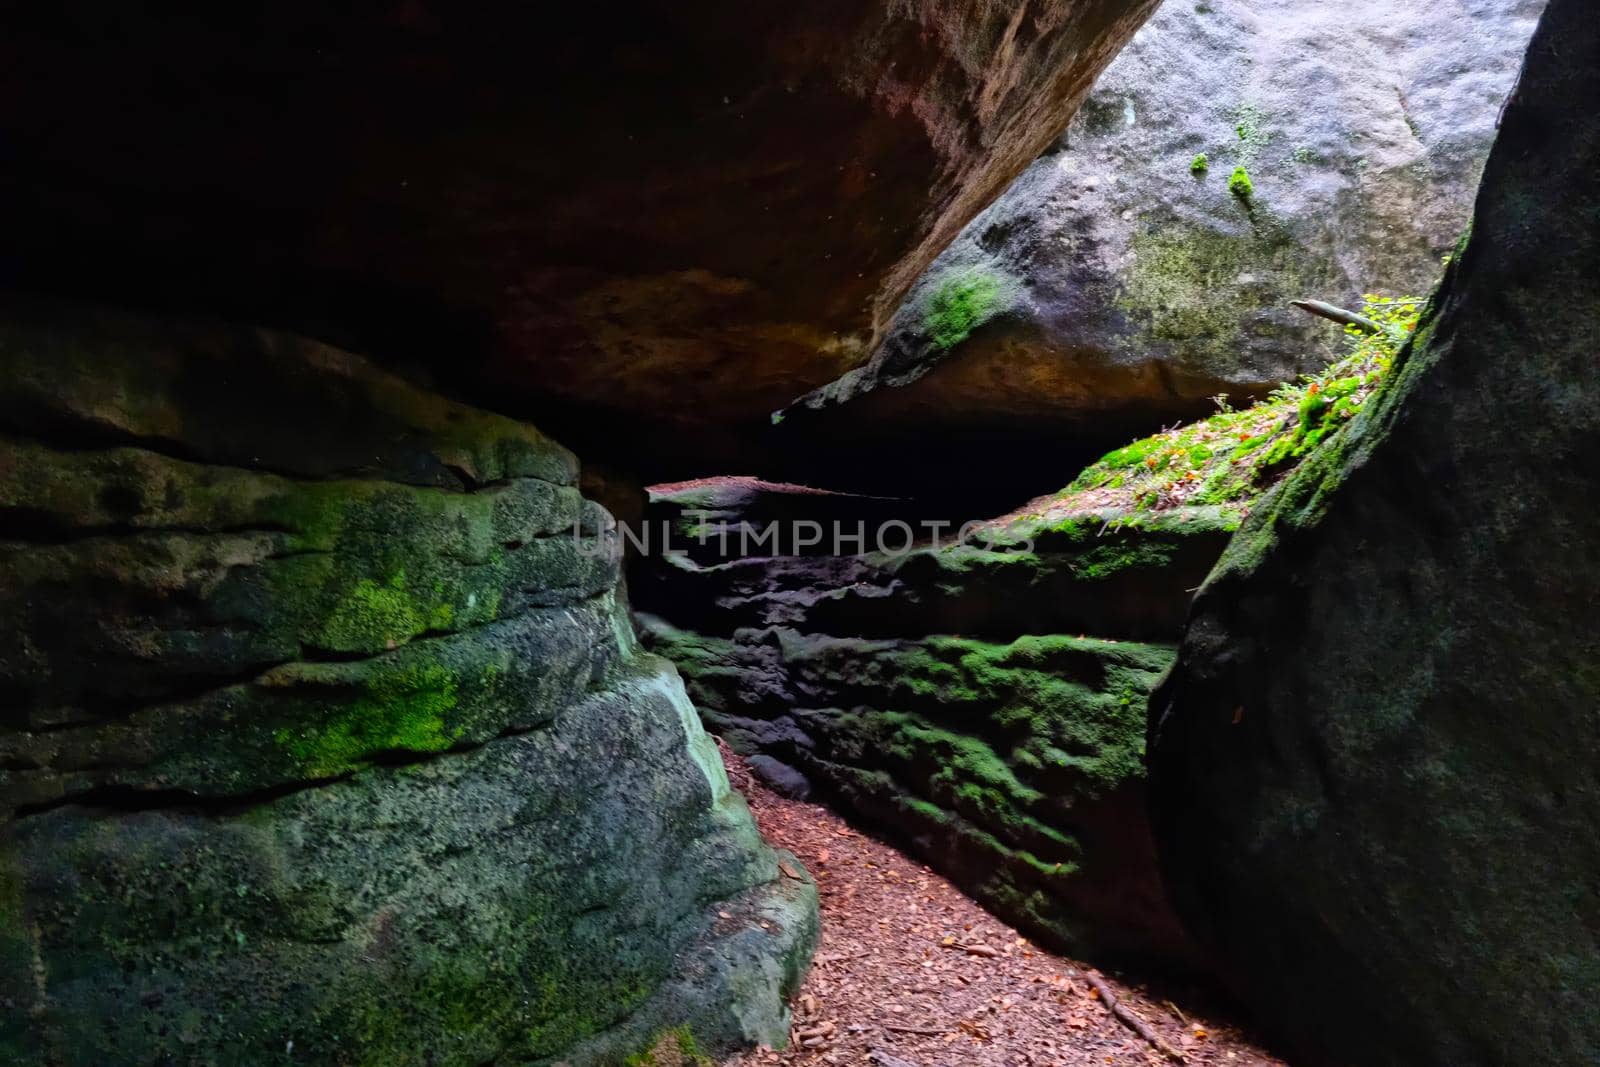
[[784, 0, 1543, 440], [0, 301, 816, 1066], [1148, 2, 1600, 1062], [0, 1, 1157, 448], [634, 479, 1239, 962]]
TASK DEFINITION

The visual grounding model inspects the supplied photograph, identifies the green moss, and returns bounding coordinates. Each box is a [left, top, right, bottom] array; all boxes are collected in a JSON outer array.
[[519, 968, 663, 1060], [320, 571, 425, 650], [916, 543, 1042, 577], [275, 662, 463, 776], [252, 484, 540, 659], [923, 268, 1010, 351], [871, 633, 1173, 806], [310, 904, 663, 1066], [624, 1026, 711, 1067], [1229, 166, 1254, 200], [1190, 153, 1209, 176], [1067, 294, 1425, 518], [1089, 436, 1167, 474], [1073, 539, 1177, 580]]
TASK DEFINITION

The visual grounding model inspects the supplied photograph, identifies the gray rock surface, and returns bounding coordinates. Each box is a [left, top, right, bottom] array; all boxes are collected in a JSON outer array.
[[785, 0, 1543, 439]]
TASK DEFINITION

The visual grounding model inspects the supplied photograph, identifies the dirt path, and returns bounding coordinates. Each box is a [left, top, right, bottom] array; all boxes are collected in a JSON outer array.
[[721, 744, 1288, 1067]]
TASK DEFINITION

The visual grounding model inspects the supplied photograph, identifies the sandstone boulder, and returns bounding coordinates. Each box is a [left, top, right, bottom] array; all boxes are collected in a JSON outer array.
[[0, 299, 817, 1066]]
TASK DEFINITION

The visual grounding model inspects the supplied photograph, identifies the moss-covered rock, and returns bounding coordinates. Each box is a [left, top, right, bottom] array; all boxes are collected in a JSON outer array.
[[2, 658, 817, 1067], [640, 614, 1192, 963], [0, 299, 816, 1065], [631, 475, 1241, 964], [1148, 4, 1600, 1062]]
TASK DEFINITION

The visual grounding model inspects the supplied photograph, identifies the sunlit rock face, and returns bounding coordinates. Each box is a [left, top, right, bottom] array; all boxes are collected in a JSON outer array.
[[1148, 2, 1600, 1062], [0, 300, 816, 1066], [0, 0, 1158, 453], [783, 0, 1543, 444]]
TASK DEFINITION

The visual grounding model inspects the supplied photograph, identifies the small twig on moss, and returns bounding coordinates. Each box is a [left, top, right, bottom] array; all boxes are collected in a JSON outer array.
[[1082, 971, 1187, 1063], [1291, 299, 1385, 335]]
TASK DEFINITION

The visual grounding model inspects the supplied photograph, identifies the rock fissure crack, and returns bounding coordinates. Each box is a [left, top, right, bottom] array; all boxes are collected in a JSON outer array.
[[10, 773, 355, 821]]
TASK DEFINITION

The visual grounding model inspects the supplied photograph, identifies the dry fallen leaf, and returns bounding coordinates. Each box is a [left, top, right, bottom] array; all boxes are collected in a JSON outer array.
[[716, 743, 1282, 1067]]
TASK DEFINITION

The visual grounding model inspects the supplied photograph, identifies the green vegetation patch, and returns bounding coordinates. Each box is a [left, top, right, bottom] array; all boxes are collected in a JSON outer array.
[[878, 633, 1174, 802], [1068, 295, 1425, 517], [923, 268, 1012, 351], [275, 662, 465, 777]]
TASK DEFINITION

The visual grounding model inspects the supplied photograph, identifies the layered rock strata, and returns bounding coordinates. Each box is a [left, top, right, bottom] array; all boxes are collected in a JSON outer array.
[[0, 300, 817, 1066]]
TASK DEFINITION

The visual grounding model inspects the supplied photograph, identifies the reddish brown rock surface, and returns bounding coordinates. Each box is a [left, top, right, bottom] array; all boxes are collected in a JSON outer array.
[[0, 1, 1156, 453]]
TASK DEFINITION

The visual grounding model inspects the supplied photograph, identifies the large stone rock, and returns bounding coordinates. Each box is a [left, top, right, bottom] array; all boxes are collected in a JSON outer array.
[[783, 0, 1543, 441], [0, 299, 817, 1066], [1147, 2, 1600, 1062], [633, 479, 1239, 963], [0, 0, 1157, 454]]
